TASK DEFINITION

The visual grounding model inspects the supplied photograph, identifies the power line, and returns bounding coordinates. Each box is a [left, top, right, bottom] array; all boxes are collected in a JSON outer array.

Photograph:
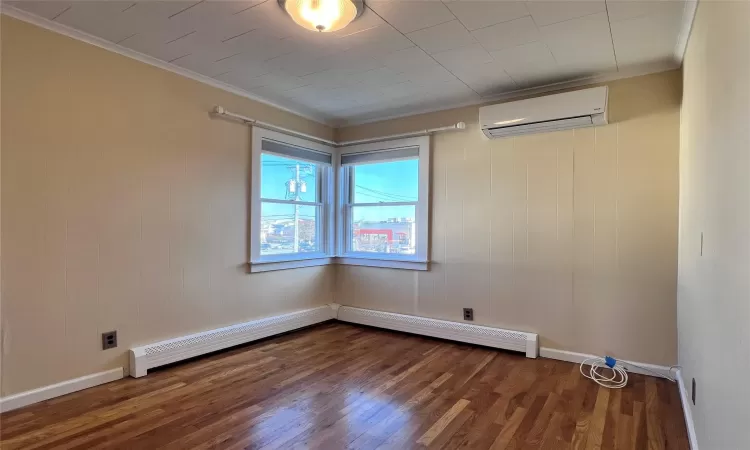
[[355, 185, 417, 202], [354, 192, 395, 203], [355, 190, 409, 201], [356, 185, 416, 200]]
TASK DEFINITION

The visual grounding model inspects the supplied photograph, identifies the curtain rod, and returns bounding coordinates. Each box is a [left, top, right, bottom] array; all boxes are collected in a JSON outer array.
[[211, 106, 466, 147]]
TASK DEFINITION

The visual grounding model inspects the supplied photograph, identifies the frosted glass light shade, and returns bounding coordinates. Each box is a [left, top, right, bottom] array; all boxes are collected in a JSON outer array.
[[281, 0, 361, 32]]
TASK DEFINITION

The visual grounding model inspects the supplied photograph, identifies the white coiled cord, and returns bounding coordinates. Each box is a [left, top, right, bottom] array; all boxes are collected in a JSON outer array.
[[580, 356, 678, 389], [580, 357, 629, 389]]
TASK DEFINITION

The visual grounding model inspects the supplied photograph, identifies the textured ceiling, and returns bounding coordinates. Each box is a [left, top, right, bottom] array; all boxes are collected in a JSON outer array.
[[8, 0, 692, 125]]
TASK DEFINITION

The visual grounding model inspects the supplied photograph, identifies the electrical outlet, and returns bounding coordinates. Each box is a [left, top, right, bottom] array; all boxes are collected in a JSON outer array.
[[102, 331, 118, 350], [692, 378, 697, 405], [463, 308, 474, 321]]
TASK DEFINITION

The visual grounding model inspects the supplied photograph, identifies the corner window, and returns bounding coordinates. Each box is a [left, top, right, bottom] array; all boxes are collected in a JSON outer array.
[[250, 130, 430, 272], [338, 136, 430, 270], [250, 128, 334, 272]]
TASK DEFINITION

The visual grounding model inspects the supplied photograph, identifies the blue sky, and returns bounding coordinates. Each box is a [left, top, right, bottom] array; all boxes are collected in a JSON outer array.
[[260, 154, 418, 222], [351, 159, 417, 222]]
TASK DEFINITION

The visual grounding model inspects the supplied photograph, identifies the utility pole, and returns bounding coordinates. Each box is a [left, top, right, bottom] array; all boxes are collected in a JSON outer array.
[[286, 163, 309, 252]]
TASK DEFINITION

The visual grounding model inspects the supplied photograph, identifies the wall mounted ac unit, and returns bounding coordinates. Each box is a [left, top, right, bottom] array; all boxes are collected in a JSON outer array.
[[479, 86, 608, 139]]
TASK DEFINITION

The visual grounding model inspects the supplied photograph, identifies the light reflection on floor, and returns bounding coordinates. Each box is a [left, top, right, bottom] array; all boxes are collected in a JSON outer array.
[[244, 387, 408, 448], [343, 389, 405, 441]]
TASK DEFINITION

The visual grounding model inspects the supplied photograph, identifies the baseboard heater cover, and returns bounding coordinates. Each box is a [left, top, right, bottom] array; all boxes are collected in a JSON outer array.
[[129, 305, 334, 377], [335, 306, 538, 358]]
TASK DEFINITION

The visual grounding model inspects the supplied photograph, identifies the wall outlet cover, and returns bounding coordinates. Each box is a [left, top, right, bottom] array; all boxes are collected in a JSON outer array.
[[102, 331, 117, 350]]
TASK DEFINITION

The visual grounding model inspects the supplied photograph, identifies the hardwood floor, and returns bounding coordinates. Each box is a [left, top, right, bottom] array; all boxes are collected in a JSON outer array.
[[0, 322, 689, 449]]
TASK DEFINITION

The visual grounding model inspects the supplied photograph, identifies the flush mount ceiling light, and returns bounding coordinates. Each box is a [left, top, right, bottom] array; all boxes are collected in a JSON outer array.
[[279, 0, 364, 32]]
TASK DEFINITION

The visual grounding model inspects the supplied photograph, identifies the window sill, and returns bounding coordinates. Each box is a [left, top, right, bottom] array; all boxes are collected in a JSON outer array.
[[249, 257, 333, 273], [336, 257, 429, 271], [249, 256, 430, 272]]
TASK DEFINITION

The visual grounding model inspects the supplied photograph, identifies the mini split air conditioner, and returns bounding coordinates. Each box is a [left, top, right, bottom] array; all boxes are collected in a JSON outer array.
[[479, 86, 608, 139]]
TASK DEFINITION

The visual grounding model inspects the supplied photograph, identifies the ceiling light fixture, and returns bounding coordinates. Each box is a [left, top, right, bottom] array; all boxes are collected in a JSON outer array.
[[279, 0, 364, 32]]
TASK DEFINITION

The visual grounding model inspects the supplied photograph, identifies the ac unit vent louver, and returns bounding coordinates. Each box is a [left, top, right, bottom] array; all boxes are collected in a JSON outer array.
[[480, 87, 608, 139]]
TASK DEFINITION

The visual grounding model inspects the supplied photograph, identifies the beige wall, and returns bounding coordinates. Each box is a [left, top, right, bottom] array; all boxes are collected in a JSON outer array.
[[0, 17, 335, 396], [336, 70, 682, 365], [0, 13, 686, 397], [679, 2, 750, 448]]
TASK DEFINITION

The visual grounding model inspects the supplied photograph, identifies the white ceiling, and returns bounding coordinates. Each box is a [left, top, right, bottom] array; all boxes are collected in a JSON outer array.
[[8, 0, 692, 125]]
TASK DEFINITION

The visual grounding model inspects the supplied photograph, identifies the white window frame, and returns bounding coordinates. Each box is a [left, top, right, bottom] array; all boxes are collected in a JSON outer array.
[[336, 136, 430, 270], [249, 127, 335, 273]]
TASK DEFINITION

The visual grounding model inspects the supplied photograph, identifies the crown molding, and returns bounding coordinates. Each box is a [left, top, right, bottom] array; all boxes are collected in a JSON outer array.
[[674, 0, 698, 62], [2, 2, 693, 130], [0, 4, 333, 126], [337, 60, 681, 127]]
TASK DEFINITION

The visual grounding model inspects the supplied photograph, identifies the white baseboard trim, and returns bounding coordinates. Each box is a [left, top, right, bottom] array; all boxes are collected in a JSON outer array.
[[0, 368, 124, 413], [539, 347, 675, 379], [676, 369, 700, 450], [129, 305, 335, 377], [334, 305, 538, 358]]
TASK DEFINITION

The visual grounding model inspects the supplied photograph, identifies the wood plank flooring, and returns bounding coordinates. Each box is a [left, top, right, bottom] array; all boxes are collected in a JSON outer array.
[[0, 322, 689, 449]]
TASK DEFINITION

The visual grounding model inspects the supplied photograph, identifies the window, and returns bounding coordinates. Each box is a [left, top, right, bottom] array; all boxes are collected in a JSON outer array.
[[338, 136, 430, 270], [250, 128, 334, 272], [250, 130, 430, 272]]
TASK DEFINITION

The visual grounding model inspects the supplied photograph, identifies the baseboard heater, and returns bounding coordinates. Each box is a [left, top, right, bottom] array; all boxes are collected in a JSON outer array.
[[129, 305, 334, 377], [335, 305, 538, 358], [130, 304, 537, 377]]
